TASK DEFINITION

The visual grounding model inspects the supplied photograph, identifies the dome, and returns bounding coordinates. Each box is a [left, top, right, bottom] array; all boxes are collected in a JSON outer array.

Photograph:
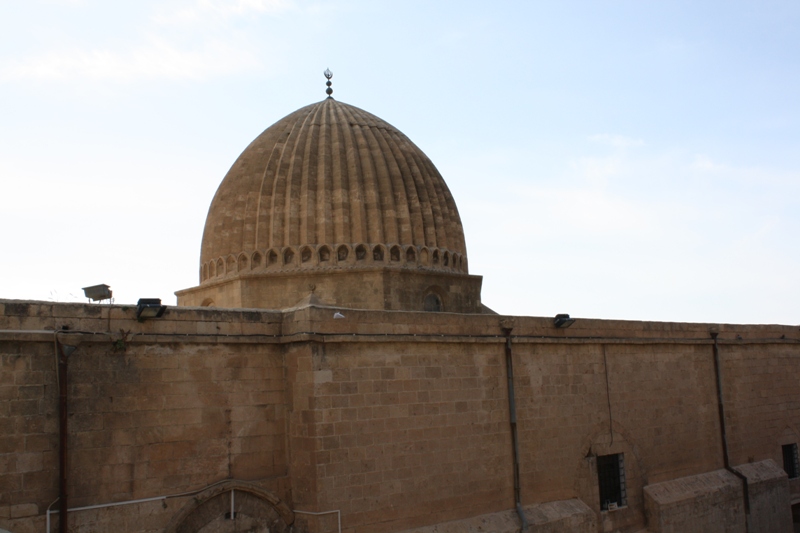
[[177, 94, 482, 313], [199, 97, 468, 280]]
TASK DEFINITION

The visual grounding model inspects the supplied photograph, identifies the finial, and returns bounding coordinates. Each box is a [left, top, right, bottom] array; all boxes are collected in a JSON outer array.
[[324, 68, 333, 97]]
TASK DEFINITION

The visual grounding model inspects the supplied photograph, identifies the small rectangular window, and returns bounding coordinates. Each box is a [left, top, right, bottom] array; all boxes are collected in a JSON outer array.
[[783, 443, 799, 479], [597, 453, 627, 510]]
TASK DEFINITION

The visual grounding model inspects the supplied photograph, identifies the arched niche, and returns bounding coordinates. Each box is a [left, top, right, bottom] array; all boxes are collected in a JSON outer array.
[[372, 245, 385, 262], [283, 248, 295, 266], [355, 244, 367, 261], [164, 481, 293, 533], [251, 251, 263, 269], [390, 245, 401, 262], [405, 246, 417, 263], [424, 293, 443, 312], [216, 259, 224, 277], [423, 286, 446, 312], [319, 246, 331, 262], [300, 246, 313, 263], [226, 255, 236, 273], [337, 245, 349, 262], [267, 249, 278, 266], [237, 253, 248, 272]]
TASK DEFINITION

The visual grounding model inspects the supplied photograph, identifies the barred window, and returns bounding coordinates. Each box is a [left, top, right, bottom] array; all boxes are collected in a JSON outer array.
[[597, 453, 627, 510], [783, 443, 799, 479]]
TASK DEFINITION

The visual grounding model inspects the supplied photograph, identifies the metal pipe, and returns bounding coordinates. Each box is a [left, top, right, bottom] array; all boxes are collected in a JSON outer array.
[[293, 509, 341, 533], [711, 332, 750, 529], [55, 334, 69, 533], [44, 478, 240, 532], [502, 328, 528, 531]]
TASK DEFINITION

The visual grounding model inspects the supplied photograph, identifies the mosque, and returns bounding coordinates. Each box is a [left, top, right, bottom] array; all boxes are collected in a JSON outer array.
[[1, 73, 799, 533]]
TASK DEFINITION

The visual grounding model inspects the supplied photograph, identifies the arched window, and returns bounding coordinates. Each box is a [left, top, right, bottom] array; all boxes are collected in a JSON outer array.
[[424, 293, 443, 312]]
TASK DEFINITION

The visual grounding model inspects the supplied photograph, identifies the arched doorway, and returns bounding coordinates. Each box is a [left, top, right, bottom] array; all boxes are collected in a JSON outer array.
[[165, 481, 294, 533]]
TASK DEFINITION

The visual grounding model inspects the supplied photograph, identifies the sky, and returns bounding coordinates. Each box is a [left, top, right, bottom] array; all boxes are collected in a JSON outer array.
[[1, 0, 799, 325]]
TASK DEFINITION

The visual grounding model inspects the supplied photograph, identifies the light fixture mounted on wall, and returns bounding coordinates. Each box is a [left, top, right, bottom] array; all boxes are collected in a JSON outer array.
[[82, 284, 112, 302], [554, 313, 575, 328], [136, 298, 167, 321]]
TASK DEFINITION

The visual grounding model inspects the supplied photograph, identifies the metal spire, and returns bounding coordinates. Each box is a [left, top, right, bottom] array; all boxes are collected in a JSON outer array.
[[324, 68, 333, 97]]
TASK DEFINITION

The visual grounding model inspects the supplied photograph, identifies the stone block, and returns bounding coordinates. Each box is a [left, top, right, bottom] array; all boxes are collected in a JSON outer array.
[[644, 468, 746, 533], [394, 499, 595, 533], [734, 459, 792, 533], [9, 503, 38, 518], [15, 453, 42, 474]]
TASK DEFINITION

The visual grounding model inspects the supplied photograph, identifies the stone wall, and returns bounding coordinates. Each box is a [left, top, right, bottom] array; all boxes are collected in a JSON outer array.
[[177, 268, 484, 314], [643, 468, 746, 533], [2, 300, 800, 533], [0, 301, 291, 533], [735, 460, 793, 533]]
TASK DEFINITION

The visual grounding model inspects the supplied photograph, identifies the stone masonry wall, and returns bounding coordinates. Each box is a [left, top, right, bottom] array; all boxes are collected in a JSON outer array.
[[2, 301, 800, 533], [0, 301, 290, 533], [722, 342, 800, 468], [280, 307, 800, 533]]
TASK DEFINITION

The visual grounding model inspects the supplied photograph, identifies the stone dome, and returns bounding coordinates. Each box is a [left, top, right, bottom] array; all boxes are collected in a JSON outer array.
[[178, 94, 482, 313], [198, 97, 468, 282]]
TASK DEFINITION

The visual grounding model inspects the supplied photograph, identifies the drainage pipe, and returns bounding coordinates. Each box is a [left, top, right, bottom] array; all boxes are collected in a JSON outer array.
[[711, 332, 750, 530], [54, 333, 69, 533], [502, 328, 528, 531]]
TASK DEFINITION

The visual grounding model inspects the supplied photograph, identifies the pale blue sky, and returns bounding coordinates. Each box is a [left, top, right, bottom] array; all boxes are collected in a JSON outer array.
[[1, 0, 799, 324]]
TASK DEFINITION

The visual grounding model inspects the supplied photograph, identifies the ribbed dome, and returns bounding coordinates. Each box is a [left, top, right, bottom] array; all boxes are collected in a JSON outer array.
[[198, 97, 468, 283]]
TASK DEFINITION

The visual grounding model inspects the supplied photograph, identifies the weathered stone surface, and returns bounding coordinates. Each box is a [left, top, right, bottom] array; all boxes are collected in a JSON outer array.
[[644, 469, 746, 533], [177, 97, 480, 313], [3, 300, 800, 533], [735, 460, 793, 533], [394, 498, 595, 533]]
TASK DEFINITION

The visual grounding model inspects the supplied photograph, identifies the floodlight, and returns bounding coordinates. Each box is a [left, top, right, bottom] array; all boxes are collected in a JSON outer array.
[[554, 314, 575, 328], [82, 284, 112, 301], [136, 298, 167, 320]]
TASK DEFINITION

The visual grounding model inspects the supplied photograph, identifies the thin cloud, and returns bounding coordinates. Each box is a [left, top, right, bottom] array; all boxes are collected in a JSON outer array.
[[589, 133, 645, 148], [153, 0, 293, 25], [690, 154, 800, 190], [40, 0, 88, 5], [0, 37, 261, 82]]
